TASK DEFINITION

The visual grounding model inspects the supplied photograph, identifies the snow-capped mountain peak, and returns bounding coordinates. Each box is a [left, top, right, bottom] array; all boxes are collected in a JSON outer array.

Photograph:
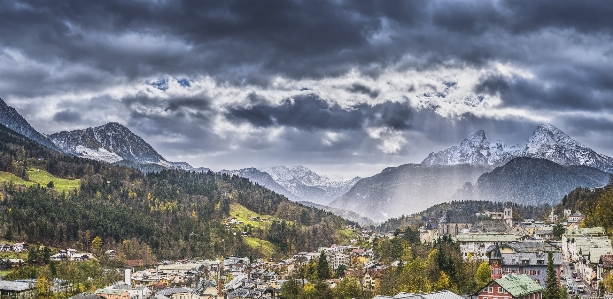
[[48, 122, 208, 172], [422, 123, 613, 173]]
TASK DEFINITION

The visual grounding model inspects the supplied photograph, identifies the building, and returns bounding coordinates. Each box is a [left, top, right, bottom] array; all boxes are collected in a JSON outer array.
[[439, 211, 475, 237], [94, 289, 131, 299], [476, 274, 543, 299], [567, 212, 584, 224], [486, 242, 561, 287], [455, 234, 519, 261], [0, 281, 36, 298], [327, 253, 349, 270], [373, 290, 465, 299]]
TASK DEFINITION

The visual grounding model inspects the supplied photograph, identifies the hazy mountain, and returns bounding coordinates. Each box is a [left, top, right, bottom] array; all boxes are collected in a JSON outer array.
[[48, 122, 207, 172], [328, 164, 489, 222], [453, 157, 611, 206], [222, 166, 359, 205], [264, 166, 361, 205], [297, 201, 374, 226], [0, 98, 60, 151], [423, 123, 613, 173], [221, 168, 297, 200]]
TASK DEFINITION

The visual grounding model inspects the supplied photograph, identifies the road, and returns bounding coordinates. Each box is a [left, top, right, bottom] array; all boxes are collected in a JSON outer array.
[[561, 261, 596, 297]]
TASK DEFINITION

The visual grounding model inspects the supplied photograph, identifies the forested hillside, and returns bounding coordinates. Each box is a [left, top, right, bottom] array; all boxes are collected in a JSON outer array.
[[557, 184, 613, 236], [0, 124, 351, 260], [377, 200, 552, 232]]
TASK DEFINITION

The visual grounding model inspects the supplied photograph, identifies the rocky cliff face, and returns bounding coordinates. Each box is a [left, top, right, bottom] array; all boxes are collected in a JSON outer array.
[[0, 98, 60, 151]]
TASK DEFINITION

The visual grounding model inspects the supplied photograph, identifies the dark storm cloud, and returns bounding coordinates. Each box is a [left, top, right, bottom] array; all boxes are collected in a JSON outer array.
[[0, 0, 612, 97], [52, 109, 81, 123], [346, 83, 380, 99], [226, 94, 413, 131], [3, 0, 613, 173]]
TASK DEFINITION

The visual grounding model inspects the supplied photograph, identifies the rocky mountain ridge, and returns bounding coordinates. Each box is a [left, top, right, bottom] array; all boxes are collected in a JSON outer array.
[[0, 98, 60, 151], [422, 123, 613, 173], [48, 122, 207, 172]]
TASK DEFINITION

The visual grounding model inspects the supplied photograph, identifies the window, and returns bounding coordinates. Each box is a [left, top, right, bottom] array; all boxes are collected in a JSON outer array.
[[498, 287, 503, 293], [488, 287, 494, 293]]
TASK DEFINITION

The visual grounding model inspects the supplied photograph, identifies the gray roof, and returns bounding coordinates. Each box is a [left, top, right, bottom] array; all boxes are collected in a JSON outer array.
[[69, 294, 105, 299], [0, 281, 34, 292], [500, 251, 562, 266], [156, 288, 191, 296], [374, 290, 465, 299], [440, 211, 476, 224]]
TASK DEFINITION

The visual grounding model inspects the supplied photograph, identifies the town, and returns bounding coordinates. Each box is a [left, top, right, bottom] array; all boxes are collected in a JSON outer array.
[[1, 207, 612, 299]]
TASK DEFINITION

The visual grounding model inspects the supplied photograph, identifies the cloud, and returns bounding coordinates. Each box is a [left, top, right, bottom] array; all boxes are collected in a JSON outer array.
[[1, 0, 613, 176], [52, 109, 81, 123]]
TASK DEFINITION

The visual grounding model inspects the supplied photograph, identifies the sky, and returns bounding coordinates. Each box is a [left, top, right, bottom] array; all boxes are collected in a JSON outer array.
[[2, 0, 613, 178]]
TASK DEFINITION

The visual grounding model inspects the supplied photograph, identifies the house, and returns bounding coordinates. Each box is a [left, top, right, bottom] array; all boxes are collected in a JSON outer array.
[[438, 211, 476, 237], [486, 242, 561, 287], [475, 274, 543, 299], [373, 290, 465, 299], [0, 281, 36, 298], [455, 233, 519, 261], [156, 288, 191, 299], [94, 288, 131, 299], [327, 253, 349, 270], [192, 279, 219, 299], [568, 212, 584, 224]]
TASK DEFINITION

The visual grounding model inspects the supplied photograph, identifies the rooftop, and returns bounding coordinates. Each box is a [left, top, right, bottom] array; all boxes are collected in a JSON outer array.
[[494, 274, 544, 297]]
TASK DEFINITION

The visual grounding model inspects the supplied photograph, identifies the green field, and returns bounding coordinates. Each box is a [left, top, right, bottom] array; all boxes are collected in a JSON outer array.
[[229, 203, 293, 228], [0, 169, 80, 192], [243, 236, 275, 257]]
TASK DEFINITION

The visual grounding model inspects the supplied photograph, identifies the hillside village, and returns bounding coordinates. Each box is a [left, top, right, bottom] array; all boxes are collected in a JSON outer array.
[[1, 206, 612, 299]]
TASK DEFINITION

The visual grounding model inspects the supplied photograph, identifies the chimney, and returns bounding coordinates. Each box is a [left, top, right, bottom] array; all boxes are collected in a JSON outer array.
[[125, 268, 131, 286]]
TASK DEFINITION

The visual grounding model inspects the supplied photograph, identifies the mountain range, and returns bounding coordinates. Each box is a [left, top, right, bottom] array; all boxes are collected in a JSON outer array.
[[222, 165, 360, 206], [331, 124, 613, 222], [0, 98, 353, 207], [3, 96, 613, 224], [422, 124, 613, 173]]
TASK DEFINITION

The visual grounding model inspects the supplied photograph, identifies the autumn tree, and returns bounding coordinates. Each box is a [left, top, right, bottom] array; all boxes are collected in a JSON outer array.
[[475, 262, 492, 287]]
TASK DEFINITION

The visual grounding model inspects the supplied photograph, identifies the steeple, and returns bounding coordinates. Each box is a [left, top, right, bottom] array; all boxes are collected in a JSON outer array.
[[490, 243, 503, 279]]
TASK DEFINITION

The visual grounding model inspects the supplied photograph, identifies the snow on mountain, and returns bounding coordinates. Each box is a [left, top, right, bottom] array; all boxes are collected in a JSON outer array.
[[49, 122, 207, 172], [0, 97, 60, 151], [221, 168, 297, 200], [49, 122, 169, 166], [422, 124, 613, 173], [264, 166, 361, 205], [523, 124, 613, 172], [221, 166, 360, 205]]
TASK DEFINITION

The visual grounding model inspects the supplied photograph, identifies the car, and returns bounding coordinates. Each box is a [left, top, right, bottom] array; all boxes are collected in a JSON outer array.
[[568, 289, 575, 294], [561, 276, 566, 281], [575, 277, 581, 282], [572, 272, 577, 278], [577, 286, 585, 293]]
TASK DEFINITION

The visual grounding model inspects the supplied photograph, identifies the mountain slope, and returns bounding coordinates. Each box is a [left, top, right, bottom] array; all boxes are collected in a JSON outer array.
[[0, 122, 352, 259], [221, 168, 296, 200], [422, 124, 613, 173], [0, 97, 60, 151], [48, 122, 208, 172], [453, 157, 611, 205], [49, 122, 167, 165], [328, 164, 489, 222], [264, 166, 360, 205], [222, 166, 360, 205]]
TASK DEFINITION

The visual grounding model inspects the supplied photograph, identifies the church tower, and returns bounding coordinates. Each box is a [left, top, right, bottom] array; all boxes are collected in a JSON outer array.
[[489, 243, 503, 279]]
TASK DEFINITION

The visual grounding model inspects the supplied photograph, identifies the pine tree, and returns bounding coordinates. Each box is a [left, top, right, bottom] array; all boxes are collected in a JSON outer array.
[[317, 251, 331, 280], [544, 252, 560, 299]]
